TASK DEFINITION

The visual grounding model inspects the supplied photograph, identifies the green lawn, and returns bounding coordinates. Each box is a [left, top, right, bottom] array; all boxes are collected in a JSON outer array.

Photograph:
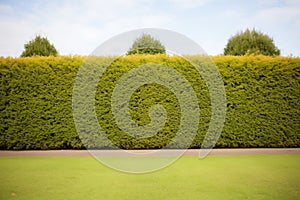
[[0, 155, 299, 200]]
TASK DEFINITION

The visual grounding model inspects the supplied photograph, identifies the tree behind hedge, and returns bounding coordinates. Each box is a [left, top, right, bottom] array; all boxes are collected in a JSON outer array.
[[224, 29, 280, 56], [127, 34, 166, 55], [21, 35, 58, 57]]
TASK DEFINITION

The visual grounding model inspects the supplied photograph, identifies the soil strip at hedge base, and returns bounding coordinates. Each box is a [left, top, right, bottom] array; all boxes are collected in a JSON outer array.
[[0, 148, 299, 156]]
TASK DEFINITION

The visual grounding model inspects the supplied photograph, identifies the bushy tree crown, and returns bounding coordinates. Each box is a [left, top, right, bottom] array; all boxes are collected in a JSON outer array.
[[127, 34, 166, 55], [21, 35, 58, 57], [224, 29, 280, 56]]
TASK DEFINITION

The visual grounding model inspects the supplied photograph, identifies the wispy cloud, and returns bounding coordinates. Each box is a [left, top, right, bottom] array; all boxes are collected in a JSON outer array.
[[0, 0, 299, 56], [167, 0, 211, 9], [241, 0, 300, 54], [0, 0, 172, 56]]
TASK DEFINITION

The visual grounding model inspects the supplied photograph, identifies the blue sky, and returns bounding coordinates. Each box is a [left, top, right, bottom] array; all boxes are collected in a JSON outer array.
[[0, 0, 299, 56]]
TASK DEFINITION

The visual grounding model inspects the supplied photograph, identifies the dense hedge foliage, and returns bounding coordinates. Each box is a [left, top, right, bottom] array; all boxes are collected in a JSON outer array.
[[0, 56, 83, 149], [0, 55, 299, 149], [215, 56, 299, 147]]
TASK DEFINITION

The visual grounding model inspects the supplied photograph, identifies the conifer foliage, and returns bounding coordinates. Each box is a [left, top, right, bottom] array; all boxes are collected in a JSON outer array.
[[21, 35, 58, 57], [127, 34, 166, 55], [224, 29, 280, 56]]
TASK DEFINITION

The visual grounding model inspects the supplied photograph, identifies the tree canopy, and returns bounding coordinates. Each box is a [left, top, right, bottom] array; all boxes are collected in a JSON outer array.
[[21, 35, 58, 57], [224, 29, 280, 56], [127, 34, 166, 55]]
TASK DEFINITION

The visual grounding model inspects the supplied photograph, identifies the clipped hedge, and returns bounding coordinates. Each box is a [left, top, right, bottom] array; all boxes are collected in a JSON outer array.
[[0, 56, 83, 149], [0, 55, 299, 149], [214, 56, 300, 147]]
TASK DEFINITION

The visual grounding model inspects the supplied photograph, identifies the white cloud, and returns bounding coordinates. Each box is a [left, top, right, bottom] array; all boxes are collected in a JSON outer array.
[[243, 1, 300, 55], [258, 0, 281, 6], [0, 0, 299, 56], [167, 0, 210, 9], [0, 4, 13, 13], [251, 4, 300, 28], [0, 0, 173, 57]]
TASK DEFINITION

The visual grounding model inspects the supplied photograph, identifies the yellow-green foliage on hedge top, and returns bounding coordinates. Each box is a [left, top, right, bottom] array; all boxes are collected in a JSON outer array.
[[0, 55, 299, 149]]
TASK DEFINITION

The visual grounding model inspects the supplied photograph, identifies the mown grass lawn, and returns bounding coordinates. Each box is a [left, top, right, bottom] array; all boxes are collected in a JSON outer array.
[[0, 155, 299, 200]]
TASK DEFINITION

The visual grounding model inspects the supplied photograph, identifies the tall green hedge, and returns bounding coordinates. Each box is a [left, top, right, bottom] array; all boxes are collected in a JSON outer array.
[[214, 56, 299, 147], [0, 55, 299, 149], [0, 56, 83, 149]]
